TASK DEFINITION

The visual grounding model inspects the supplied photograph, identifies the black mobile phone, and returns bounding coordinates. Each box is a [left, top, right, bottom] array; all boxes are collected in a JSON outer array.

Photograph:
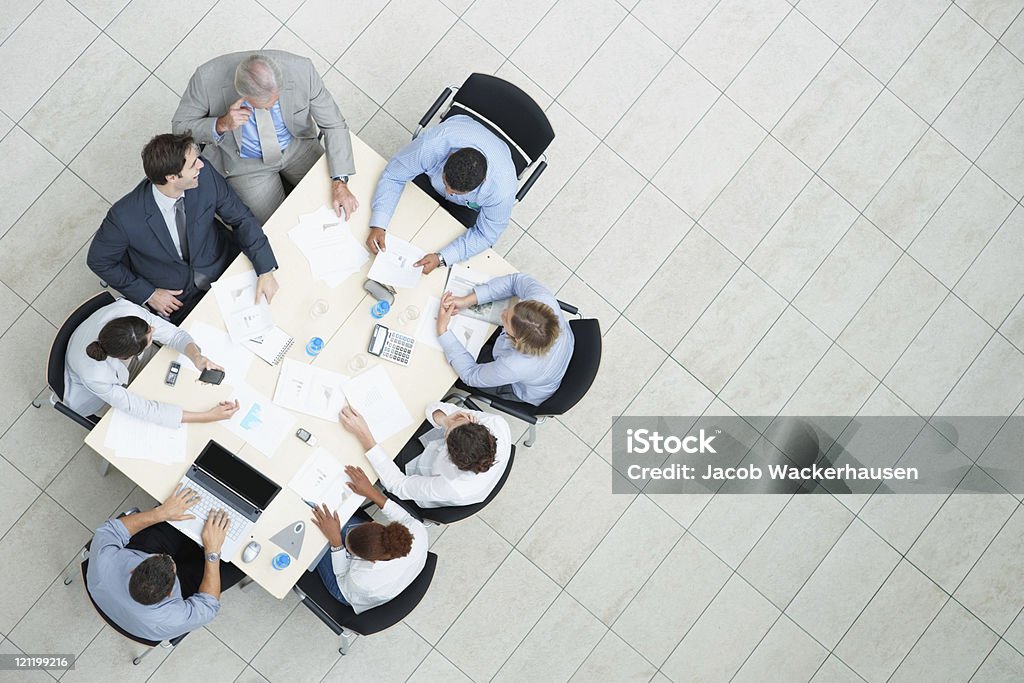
[[198, 368, 226, 385]]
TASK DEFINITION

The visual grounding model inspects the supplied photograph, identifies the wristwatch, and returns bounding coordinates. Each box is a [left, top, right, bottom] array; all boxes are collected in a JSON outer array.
[[332, 175, 349, 184], [436, 252, 446, 267], [205, 551, 220, 563], [330, 544, 344, 553]]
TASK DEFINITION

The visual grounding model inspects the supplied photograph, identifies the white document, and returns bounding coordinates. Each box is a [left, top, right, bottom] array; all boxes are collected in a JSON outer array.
[[104, 410, 188, 464], [288, 447, 353, 513], [367, 235, 426, 289], [444, 264, 510, 324], [288, 205, 369, 287], [176, 321, 254, 386], [341, 365, 414, 443], [416, 296, 492, 358], [225, 383, 295, 457], [273, 358, 351, 421], [211, 271, 274, 342]]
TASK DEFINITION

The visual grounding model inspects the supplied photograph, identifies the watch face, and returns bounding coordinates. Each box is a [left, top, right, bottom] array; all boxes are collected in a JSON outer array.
[[206, 552, 220, 563]]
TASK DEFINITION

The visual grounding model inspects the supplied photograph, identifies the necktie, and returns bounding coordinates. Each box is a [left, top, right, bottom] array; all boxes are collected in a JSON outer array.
[[173, 196, 189, 262], [253, 107, 283, 165]]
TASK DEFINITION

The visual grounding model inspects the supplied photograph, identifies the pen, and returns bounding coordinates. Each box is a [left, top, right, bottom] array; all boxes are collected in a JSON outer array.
[[373, 240, 385, 253], [303, 499, 316, 509]]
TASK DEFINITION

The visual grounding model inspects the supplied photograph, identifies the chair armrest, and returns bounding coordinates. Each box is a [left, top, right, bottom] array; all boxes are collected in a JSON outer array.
[[515, 159, 547, 202], [470, 394, 539, 425], [556, 300, 579, 316], [54, 401, 99, 431], [413, 87, 454, 139]]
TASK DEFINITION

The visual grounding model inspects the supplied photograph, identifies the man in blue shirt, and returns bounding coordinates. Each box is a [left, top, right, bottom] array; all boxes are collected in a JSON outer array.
[[86, 486, 240, 641], [365, 115, 517, 273]]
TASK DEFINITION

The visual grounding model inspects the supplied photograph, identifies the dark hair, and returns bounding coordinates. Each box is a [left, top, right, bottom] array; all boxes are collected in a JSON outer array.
[[142, 133, 197, 185], [129, 555, 176, 605], [86, 316, 150, 361], [346, 521, 413, 561], [442, 148, 487, 193], [447, 422, 497, 473], [508, 300, 560, 356]]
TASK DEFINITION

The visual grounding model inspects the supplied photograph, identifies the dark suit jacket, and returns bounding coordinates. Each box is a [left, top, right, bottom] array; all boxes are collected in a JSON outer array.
[[87, 160, 278, 305]]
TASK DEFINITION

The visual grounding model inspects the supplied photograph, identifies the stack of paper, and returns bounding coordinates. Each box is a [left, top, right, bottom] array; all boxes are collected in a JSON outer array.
[[444, 265, 509, 324], [104, 410, 188, 464], [416, 296, 491, 358], [176, 321, 254, 386], [211, 271, 274, 342], [367, 235, 426, 289], [226, 383, 295, 457], [288, 447, 353, 513], [273, 358, 350, 421], [342, 365, 414, 443], [288, 205, 369, 287]]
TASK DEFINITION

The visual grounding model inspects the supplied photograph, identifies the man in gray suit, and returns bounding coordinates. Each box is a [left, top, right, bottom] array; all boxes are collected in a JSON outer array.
[[172, 50, 358, 224]]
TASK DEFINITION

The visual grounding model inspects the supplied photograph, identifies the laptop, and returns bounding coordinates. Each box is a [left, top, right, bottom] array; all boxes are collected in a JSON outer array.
[[169, 440, 281, 563]]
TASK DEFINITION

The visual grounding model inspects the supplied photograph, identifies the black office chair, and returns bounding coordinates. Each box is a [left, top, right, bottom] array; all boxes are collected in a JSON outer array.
[[63, 509, 189, 665], [451, 302, 602, 447], [384, 446, 516, 525], [411, 72, 555, 227], [293, 547, 439, 655]]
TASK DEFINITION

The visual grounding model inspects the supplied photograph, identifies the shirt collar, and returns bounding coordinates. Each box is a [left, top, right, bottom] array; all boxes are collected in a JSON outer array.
[[151, 184, 181, 212]]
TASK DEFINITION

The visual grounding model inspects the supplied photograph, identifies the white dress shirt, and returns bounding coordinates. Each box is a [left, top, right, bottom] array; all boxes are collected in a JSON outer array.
[[151, 185, 184, 260], [365, 401, 512, 508], [63, 299, 195, 427], [329, 500, 428, 614]]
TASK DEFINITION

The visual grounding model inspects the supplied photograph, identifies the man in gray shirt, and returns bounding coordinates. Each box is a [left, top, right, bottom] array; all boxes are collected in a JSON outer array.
[[86, 486, 239, 641]]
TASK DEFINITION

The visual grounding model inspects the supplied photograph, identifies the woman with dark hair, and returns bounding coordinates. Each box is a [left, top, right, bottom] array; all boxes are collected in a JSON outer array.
[[310, 465, 428, 614], [436, 272, 575, 405], [64, 298, 238, 427]]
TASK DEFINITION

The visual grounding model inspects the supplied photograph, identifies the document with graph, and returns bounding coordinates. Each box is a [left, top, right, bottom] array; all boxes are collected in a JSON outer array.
[[211, 270, 274, 342], [341, 365, 413, 443], [226, 383, 295, 457], [273, 358, 351, 421]]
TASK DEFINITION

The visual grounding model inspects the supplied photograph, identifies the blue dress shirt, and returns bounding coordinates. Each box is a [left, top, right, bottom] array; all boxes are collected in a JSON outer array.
[[211, 100, 293, 159], [438, 273, 574, 405], [369, 115, 517, 265]]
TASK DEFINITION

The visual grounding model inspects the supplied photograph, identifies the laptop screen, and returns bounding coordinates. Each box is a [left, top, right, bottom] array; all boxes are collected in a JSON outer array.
[[195, 440, 280, 510]]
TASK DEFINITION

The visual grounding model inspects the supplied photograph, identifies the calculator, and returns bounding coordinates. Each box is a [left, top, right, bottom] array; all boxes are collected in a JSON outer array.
[[368, 324, 415, 366]]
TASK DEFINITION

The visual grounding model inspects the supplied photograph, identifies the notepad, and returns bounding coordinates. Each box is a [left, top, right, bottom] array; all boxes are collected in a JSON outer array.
[[242, 326, 295, 366]]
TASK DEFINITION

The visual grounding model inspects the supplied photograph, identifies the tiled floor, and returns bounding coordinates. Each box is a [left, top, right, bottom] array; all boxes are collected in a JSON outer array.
[[1, 0, 1023, 681]]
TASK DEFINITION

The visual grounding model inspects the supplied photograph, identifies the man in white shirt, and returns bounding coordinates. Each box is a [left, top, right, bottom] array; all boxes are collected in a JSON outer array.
[[310, 465, 428, 614], [338, 403, 511, 509]]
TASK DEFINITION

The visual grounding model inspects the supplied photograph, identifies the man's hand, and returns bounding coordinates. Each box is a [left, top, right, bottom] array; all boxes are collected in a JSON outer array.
[[338, 406, 375, 450], [201, 508, 230, 553], [193, 355, 224, 373], [148, 289, 184, 317], [332, 180, 359, 221], [436, 297, 456, 336], [216, 98, 251, 134], [366, 227, 387, 255], [443, 290, 474, 312], [311, 503, 342, 547], [415, 253, 442, 275], [206, 400, 240, 422], [255, 271, 279, 304], [345, 465, 376, 499], [158, 484, 198, 522]]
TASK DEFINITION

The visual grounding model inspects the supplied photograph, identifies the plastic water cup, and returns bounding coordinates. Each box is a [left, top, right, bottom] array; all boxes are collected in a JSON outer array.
[[305, 337, 324, 357], [348, 353, 368, 373], [271, 552, 291, 571], [310, 298, 330, 318], [370, 300, 390, 318], [398, 305, 420, 326]]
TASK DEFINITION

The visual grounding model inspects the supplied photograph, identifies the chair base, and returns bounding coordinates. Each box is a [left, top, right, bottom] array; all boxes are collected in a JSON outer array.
[[338, 628, 358, 655]]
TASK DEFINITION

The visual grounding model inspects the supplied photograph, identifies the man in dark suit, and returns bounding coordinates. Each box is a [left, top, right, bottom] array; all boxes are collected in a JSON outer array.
[[88, 133, 279, 324]]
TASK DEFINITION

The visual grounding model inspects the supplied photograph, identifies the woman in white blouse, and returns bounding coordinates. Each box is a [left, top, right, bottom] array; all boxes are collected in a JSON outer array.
[[64, 298, 239, 427], [310, 465, 428, 614]]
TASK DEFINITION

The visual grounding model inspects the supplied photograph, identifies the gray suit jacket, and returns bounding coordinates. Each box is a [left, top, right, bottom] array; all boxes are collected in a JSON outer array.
[[171, 50, 356, 179]]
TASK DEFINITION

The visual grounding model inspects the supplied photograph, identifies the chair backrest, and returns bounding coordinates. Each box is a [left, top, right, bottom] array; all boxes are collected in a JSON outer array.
[[48, 292, 117, 400], [444, 73, 555, 177], [387, 447, 517, 524], [535, 318, 602, 417], [80, 558, 187, 647], [295, 552, 439, 637]]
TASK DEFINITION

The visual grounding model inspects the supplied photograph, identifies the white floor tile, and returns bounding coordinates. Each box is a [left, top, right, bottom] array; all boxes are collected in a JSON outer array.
[[782, 345, 878, 416], [286, 0, 388, 64], [842, 0, 949, 83], [661, 574, 780, 682], [338, 0, 455, 106], [250, 607, 342, 682], [0, 280, 26, 342], [727, 12, 835, 129], [732, 615, 828, 683], [689, 494, 790, 569], [0, 455, 40, 540], [569, 630, 656, 682], [559, 16, 672, 138], [956, 205, 1024, 327], [809, 654, 864, 683], [954, 505, 1024, 633], [253, 0, 303, 22], [503, 233, 571, 293], [106, 0, 215, 71], [959, 0, 1024, 37], [774, 49, 882, 170], [407, 650, 471, 683], [891, 600, 999, 682], [357, 108, 411, 161], [0, 308, 54, 435], [796, 0, 875, 43], [61, 623, 170, 682], [633, 0, 718, 50], [0, 127, 63, 241], [679, 0, 791, 90], [148, 626, 246, 683], [437, 551, 560, 682], [978, 100, 1024, 199], [320, 622, 430, 682], [190, 576, 298, 661], [972, 640, 1024, 682], [889, 5, 994, 122], [46, 445, 134, 530], [463, 0, 556, 57]]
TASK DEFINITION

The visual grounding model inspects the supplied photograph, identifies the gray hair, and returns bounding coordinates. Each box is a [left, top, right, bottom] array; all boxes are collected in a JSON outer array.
[[234, 54, 283, 101]]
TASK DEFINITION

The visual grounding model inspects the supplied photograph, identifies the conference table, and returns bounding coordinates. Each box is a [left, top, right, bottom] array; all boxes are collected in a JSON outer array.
[[83, 133, 515, 599]]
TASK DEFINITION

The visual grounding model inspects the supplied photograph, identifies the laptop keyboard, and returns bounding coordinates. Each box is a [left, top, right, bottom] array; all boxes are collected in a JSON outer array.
[[186, 483, 246, 542]]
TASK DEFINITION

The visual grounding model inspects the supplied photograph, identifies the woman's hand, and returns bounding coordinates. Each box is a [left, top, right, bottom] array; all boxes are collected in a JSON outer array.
[[310, 503, 342, 547]]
